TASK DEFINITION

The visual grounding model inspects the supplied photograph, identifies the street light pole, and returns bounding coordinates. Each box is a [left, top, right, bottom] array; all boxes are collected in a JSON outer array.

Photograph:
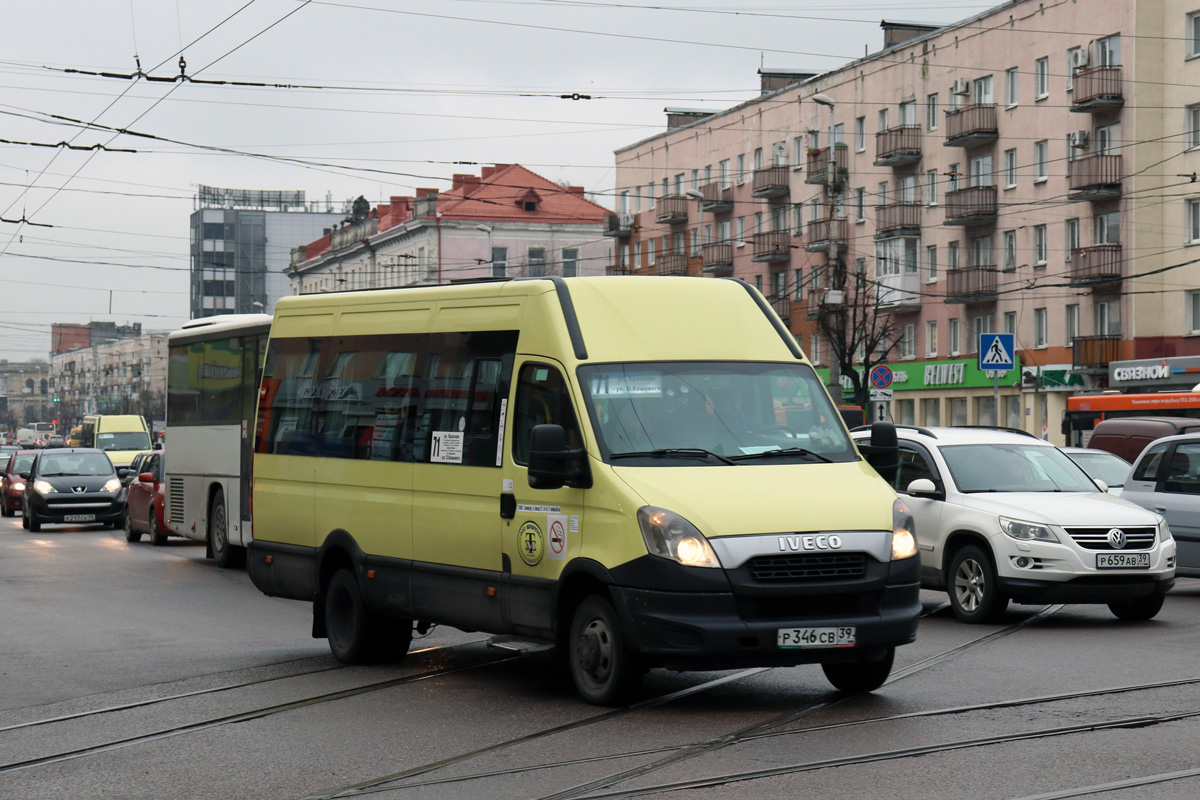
[[476, 224, 495, 277], [811, 93, 842, 402]]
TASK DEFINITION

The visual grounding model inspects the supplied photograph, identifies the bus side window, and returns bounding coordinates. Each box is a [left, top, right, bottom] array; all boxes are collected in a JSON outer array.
[[512, 364, 582, 465]]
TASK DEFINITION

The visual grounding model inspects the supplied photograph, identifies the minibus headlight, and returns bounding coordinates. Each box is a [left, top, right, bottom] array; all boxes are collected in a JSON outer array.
[[34, 480, 56, 495], [637, 507, 721, 568], [999, 516, 1058, 542], [892, 498, 917, 560]]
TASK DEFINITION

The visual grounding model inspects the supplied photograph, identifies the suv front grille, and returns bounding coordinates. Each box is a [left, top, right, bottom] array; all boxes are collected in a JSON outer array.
[[746, 553, 868, 582], [1064, 526, 1157, 551]]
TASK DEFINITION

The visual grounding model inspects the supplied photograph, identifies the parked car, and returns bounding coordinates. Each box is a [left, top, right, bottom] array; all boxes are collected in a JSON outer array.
[[1062, 447, 1132, 495], [125, 451, 168, 545], [1, 451, 36, 517], [850, 426, 1175, 623], [1086, 416, 1200, 464], [1119, 433, 1200, 578], [21, 448, 126, 532]]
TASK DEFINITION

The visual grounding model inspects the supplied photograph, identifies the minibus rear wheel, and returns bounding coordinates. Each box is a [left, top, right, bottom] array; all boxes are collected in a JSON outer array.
[[568, 594, 643, 706], [821, 647, 894, 693], [325, 568, 412, 664]]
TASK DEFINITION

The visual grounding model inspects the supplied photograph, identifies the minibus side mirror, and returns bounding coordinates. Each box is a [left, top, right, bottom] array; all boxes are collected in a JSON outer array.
[[527, 424, 592, 490], [856, 421, 899, 484]]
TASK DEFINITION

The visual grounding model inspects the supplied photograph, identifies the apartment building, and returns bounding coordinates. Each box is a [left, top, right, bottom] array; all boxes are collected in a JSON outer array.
[[611, 0, 1200, 443], [50, 330, 169, 423], [288, 164, 611, 293]]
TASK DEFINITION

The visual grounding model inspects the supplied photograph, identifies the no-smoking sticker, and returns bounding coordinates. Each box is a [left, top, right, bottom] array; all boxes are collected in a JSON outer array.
[[547, 514, 568, 561]]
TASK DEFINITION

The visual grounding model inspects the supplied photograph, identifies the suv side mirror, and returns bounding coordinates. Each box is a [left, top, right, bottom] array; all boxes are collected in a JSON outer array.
[[856, 422, 899, 484], [527, 424, 592, 490], [906, 478, 940, 498]]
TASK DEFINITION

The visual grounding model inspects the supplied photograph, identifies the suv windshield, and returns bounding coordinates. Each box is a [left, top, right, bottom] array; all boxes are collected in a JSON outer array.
[[96, 432, 151, 451], [38, 453, 114, 477], [579, 361, 857, 465], [941, 443, 1098, 493]]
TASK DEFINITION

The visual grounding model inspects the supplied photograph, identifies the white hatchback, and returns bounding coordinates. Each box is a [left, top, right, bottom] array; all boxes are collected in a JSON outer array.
[[851, 426, 1176, 623]]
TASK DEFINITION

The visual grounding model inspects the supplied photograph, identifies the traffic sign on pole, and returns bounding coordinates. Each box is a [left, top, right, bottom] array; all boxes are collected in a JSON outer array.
[[979, 333, 1015, 372], [869, 365, 893, 389]]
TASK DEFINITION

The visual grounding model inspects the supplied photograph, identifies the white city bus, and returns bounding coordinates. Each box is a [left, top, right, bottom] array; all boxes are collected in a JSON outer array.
[[165, 314, 271, 567]]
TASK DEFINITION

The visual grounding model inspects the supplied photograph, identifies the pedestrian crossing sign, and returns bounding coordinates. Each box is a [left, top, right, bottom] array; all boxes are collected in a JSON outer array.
[[978, 333, 1015, 372]]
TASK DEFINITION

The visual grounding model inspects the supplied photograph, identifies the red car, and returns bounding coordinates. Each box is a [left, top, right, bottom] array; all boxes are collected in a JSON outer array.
[[124, 450, 168, 545], [1, 450, 36, 517]]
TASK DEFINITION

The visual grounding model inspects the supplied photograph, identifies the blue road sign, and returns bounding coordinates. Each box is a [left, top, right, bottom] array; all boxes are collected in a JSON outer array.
[[979, 333, 1015, 372], [869, 365, 893, 389]]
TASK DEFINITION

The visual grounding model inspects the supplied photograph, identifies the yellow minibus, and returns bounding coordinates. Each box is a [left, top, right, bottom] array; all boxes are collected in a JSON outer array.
[[247, 276, 918, 704]]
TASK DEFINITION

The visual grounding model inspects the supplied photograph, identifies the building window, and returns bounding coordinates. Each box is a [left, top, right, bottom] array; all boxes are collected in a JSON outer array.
[[1189, 106, 1200, 150], [690, 227, 700, 256], [1189, 200, 1200, 243], [771, 270, 786, 298], [737, 216, 746, 244], [794, 268, 803, 300], [970, 234, 993, 268], [948, 318, 961, 355], [1096, 34, 1121, 67], [970, 314, 992, 354], [969, 154, 992, 188], [754, 275, 763, 292], [1095, 210, 1120, 244], [1066, 47, 1081, 91], [753, 148, 763, 170], [877, 180, 889, 206], [927, 93, 939, 130], [647, 238, 656, 266], [1005, 67, 1019, 106], [947, 240, 960, 270], [1188, 291, 1200, 333], [810, 333, 821, 365], [647, 182, 655, 208], [1033, 225, 1048, 266], [527, 247, 546, 277], [1096, 300, 1120, 335], [1004, 148, 1017, 188], [878, 107, 889, 133], [736, 154, 745, 185], [926, 244, 938, 282], [948, 162, 961, 192], [1004, 311, 1017, 335], [855, 188, 866, 220], [899, 323, 916, 359], [793, 137, 805, 167], [855, 116, 866, 151], [926, 321, 938, 356], [972, 74, 994, 104], [1033, 140, 1048, 181], [1066, 303, 1080, 343], [926, 169, 938, 205], [1065, 217, 1080, 255], [1034, 308, 1048, 347], [1035, 57, 1050, 98]]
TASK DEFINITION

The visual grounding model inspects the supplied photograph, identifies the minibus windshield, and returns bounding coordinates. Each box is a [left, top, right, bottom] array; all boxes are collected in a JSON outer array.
[[579, 362, 857, 465]]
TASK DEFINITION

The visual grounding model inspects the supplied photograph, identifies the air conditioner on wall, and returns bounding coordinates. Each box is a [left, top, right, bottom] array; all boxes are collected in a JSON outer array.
[[951, 78, 970, 95], [1069, 130, 1090, 149], [1071, 48, 1091, 69]]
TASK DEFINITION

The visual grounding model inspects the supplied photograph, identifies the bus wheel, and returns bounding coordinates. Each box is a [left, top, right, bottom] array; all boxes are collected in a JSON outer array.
[[821, 647, 894, 693], [568, 595, 643, 706], [324, 568, 411, 664], [208, 490, 242, 568], [124, 509, 142, 543]]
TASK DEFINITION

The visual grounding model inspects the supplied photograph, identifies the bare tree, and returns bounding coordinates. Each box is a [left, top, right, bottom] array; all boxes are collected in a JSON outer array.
[[816, 258, 900, 411]]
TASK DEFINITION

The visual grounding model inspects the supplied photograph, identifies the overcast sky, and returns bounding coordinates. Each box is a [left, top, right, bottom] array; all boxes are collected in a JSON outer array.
[[0, 0, 991, 360]]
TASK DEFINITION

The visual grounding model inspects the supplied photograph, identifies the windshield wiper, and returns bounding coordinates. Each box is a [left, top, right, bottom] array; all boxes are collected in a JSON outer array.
[[609, 448, 737, 465], [729, 447, 832, 463]]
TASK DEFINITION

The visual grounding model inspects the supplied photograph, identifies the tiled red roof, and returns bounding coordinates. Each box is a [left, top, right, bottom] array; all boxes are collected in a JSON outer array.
[[434, 164, 608, 224]]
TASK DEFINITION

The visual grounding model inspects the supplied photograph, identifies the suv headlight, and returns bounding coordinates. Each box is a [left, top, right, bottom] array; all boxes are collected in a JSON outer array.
[[999, 516, 1058, 542], [892, 498, 917, 560], [1156, 515, 1173, 543], [102, 478, 121, 494], [33, 480, 57, 495], [637, 507, 721, 568]]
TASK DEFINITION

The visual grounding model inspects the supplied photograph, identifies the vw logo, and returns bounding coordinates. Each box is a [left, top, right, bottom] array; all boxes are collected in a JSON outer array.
[[1106, 528, 1127, 549]]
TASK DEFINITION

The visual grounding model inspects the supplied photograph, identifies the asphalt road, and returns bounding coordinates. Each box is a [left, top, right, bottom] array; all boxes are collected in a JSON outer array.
[[3, 511, 1200, 800]]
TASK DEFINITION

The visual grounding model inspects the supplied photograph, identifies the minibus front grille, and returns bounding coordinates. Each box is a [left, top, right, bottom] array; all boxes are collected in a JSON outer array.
[[746, 553, 868, 582], [735, 591, 880, 621]]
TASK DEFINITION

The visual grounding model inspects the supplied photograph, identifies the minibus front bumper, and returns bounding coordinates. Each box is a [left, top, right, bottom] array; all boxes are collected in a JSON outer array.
[[610, 554, 921, 670]]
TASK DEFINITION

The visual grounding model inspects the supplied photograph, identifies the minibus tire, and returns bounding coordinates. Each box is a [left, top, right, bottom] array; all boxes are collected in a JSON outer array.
[[821, 647, 894, 693], [1108, 593, 1165, 621], [948, 545, 1008, 624], [568, 595, 643, 706], [325, 568, 412, 664]]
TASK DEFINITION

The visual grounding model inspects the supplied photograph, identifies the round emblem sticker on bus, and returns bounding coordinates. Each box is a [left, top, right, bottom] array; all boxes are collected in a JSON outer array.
[[518, 521, 545, 566]]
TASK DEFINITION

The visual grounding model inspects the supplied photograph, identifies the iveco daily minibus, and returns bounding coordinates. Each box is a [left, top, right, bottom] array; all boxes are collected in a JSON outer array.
[[246, 276, 918, 705]]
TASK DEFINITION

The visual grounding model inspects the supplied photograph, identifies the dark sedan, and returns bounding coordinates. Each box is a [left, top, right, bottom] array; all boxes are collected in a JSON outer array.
[[2, 451, 36, 517], [22, 448, 126, 532]]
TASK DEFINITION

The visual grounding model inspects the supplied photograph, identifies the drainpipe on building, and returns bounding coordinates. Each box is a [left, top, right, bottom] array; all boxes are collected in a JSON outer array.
[[435, 212, 443, 285]]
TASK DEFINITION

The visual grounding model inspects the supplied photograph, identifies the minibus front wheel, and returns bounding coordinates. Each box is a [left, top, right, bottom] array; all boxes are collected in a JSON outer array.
[[569, 594, 644, 706], [325, 568, 412, 664], [821, 647, 894, 693]]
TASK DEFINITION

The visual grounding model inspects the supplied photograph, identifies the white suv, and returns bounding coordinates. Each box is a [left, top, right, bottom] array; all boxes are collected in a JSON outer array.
[[850, 426, 1175, 623]]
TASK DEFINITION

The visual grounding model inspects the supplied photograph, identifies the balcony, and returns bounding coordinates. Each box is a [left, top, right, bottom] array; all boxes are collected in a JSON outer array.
[[1071, 66, 1123, 112], [698, 182, 734, 213], [701, 241, 734, 275], [1067, 154, 1122, 201], [752, 231, 792, 262], [875, 272, 922, 313], [767, 295, 792, 325], [874, 125, 922, 167], [603, 213, 635, 238], [944, 186, 998, 226], [1073, 334, 1122, 371], [606, 263, 631, 276], [804, 145, 849, 187], [751, 165, 791, 199], [875, 203, 922, 239], [656, 251, 689, 275], [656, 195, 689, 225], [944, 104, 998, 147], [805, 218, 849, 253], [807, 286, 826, 320], [1069, 243, 1122, 288], [943, 266, 998, 303]]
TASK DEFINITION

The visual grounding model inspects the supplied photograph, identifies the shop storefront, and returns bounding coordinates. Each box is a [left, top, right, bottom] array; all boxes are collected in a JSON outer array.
[[1107, 356, 1200, 393]]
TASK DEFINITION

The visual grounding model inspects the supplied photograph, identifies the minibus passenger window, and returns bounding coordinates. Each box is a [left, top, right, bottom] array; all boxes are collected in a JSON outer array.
[[513, 364, 582, 465]]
